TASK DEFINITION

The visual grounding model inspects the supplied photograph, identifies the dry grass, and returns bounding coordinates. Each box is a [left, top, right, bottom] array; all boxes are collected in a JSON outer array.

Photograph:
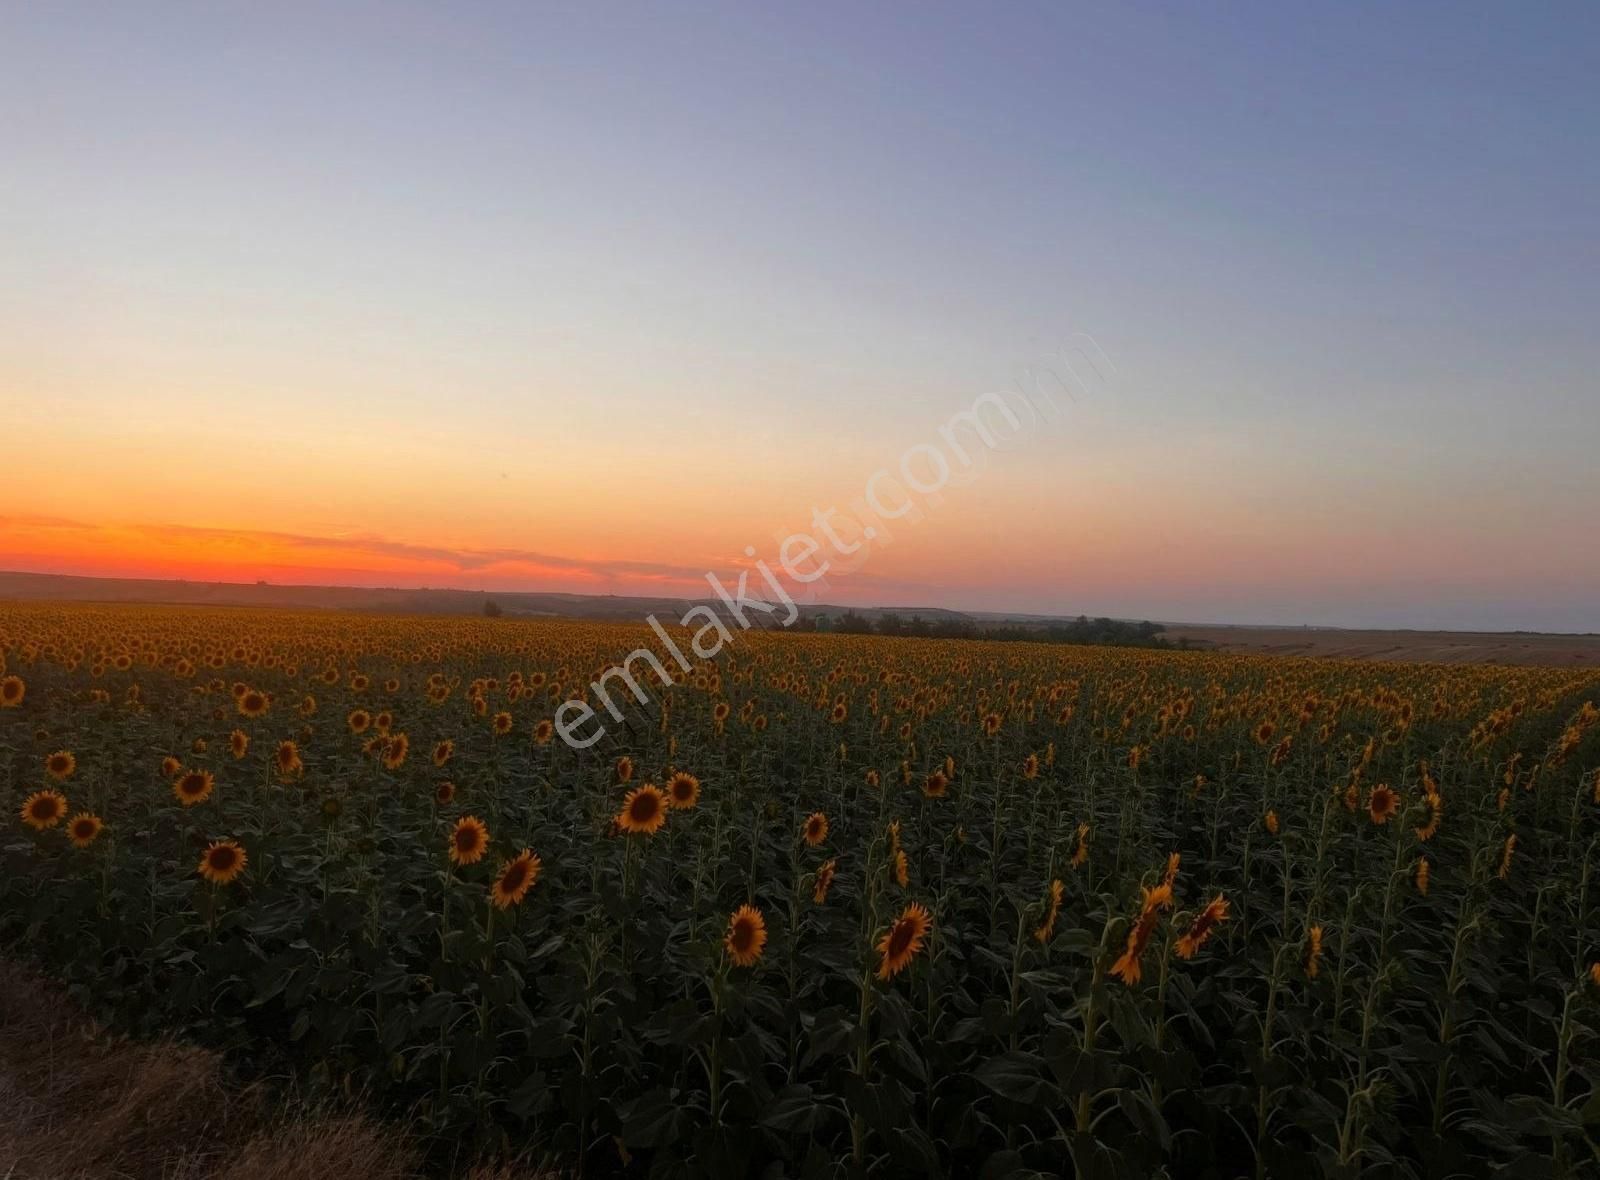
[[0, 961, 548, 1180]]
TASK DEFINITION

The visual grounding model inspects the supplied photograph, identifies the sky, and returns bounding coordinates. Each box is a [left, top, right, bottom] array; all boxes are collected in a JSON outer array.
[[2, 2, 1597, 630]]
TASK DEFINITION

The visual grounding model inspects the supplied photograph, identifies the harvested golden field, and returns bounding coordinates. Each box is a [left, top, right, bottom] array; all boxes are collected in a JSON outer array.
[[2, 603, 1598, 1178]]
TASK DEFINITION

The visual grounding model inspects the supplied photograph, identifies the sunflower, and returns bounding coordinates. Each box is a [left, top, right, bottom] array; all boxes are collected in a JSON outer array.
[[1305, 924, 1325, 979], [617, 784, 667, 835], [275, 740, 304, 780], [1590, 962, 1600, 988], [981, 712, 1003, 737], [1497, 833, 1517, 880], [67, 812, 104, 849], [1033, 878, 1064, 944], [921, 771, 948, 799], [492, 711, 513, 736], [382, 732, 410, 770], [1109, 883, 1173, 985], [0, 675, 24, 707], [1174, 895, 1229, 960], [45, 751, 76, 781], [1367, 784, 1400, 825], [347, 709, 372, 734], [449, 816, 490, 865], [1021, 753, 1039, 780], [1162, 851, 1181, 889], [432, 739, 454, 768], [198, 839, 247, 885], [237, 690, 269, 718], [864, 769, 880, 789], [173, 769, 215, 806], [803, 812, 829, 847], [1415, 857, 1430, 895], [490, 849, 541, 909], [829, 701, 847, 724], [666, 771, 701, 810], [614, 755, 634, 783], [892, 848, 909, 887], [725, 904, 768, 967], [160, 755, 182, 778], [374, 711, 394, 734], [229, 729, 249, 759], [1414, 791, 1442, 841], [434, 780, 456, 806], [1071, 822, 1091, 868], [1264, 810, 1280, 836], [875, 902, 932, 981], [813, 858, 838, 904], [533, 719, 554, 745], [20, 789, 67, 830]]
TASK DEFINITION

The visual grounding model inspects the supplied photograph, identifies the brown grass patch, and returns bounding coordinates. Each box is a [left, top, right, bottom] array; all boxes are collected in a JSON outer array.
[[0, 960, 549, 1179]]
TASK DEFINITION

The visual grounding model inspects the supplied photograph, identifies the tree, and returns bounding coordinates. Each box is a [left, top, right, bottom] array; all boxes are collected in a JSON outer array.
[[483, 599, 503, 618]]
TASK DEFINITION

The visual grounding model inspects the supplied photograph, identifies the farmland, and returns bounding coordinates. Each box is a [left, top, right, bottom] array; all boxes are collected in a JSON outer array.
[[2, 602, 1598, 1178]]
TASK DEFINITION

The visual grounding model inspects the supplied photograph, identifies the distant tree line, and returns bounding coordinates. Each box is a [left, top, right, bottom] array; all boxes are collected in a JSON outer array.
[[807, 611, 1175, 648]]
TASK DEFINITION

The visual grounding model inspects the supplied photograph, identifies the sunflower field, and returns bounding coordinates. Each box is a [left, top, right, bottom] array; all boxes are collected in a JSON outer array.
[[2, 603, 1598, 1178]]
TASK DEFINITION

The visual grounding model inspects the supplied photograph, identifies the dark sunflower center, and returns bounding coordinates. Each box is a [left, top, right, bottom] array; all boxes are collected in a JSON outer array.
[[210, 849, 237, 870], [630, 794, 658, 821], [888, 923, 915, 956], [500, 862, 528, 892], [732, 921, 755, 951]]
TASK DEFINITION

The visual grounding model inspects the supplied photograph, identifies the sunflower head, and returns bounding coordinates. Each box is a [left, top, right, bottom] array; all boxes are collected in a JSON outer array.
[[449, 815, 490, 865], [173, 769, 215, 807], [20, 789, 68, 830], [724, 904, 768, 968], [432, 740, 454, 767], [238, 690, 268, 718], [275, 740, 303, 779], [617, 785, 667, 835], [434, 780, 456, 806], [813, 858, 838, 904], [533, 719, 555, 745], [803, 812, 829, 847], [614, 755, 634, 784], [45, 751, 76, 781], [490, 849, 541, 909], [492, 711, 513, 736], [876, 902, 932, 981], [381, 732, 410, 770], [0, 675, 25, 707], [199, 839, 247, 885], [666, 772, 701, 810], [347, 709, 372, 734], [1367, 784, 1400, 825], [68, 812, 104, 848], [160, 755, 182, 778], [229, 729, 249, 759]]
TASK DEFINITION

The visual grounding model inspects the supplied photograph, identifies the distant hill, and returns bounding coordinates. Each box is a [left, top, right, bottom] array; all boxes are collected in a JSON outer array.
[[0, 569, 981, 628]]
